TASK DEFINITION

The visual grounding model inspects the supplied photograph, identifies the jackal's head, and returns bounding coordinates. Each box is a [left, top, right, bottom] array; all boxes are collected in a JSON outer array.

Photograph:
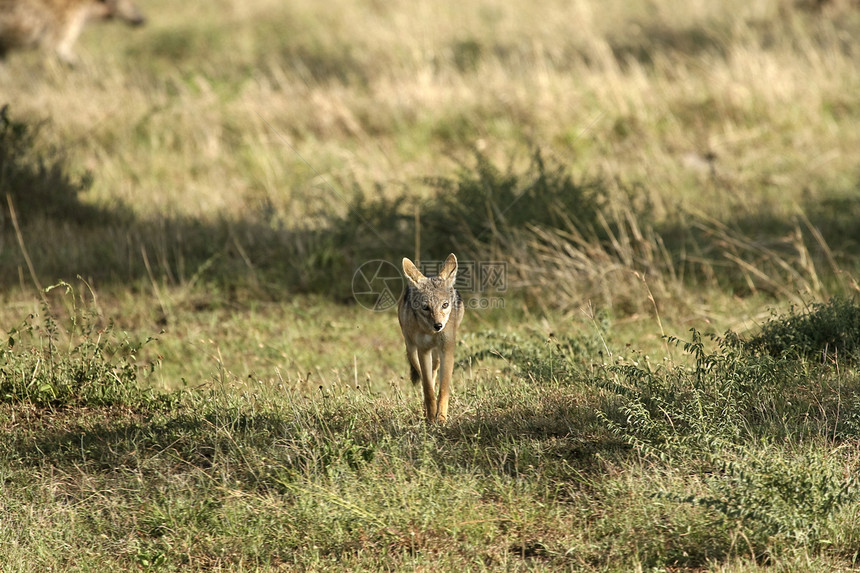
[[93, 0, 146, 26], [402, 254, 459, 333]]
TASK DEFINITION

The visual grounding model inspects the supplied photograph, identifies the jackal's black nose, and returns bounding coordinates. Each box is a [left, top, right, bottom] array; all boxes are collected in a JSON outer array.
[[433, 323, 444, 331]]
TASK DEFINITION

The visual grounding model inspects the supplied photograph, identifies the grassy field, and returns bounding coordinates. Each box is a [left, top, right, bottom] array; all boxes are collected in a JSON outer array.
[[1, 0, 860, 569]]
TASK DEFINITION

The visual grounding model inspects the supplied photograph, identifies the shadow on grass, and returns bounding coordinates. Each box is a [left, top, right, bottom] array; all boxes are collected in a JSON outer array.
[[0, 105, 126, 227], [444, 400, 627, 477], [607, 23, 728, 68], [0, 116, 603, 305], [656, 184, 860, 298], [1, 383, 623, 487], [604, 6, 852, 70], [2, 105, 858, 308], [3, 406, 301, 482]]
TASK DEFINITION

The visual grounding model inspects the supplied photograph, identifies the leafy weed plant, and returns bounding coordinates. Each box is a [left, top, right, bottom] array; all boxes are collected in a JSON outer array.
[[0, 284, 161, 408], [598, 329, 811, 459], [684, 444, 857, 553], [598, 311, 860, 560]]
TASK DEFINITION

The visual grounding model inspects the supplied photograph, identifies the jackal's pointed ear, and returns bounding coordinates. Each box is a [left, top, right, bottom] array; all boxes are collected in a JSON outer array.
[[438, 253, 458, 284], [402, 257, 425, 286]]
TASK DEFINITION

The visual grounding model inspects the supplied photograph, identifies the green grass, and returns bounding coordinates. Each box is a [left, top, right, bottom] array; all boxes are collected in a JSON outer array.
[[2, 0, 860, 569], [2, 299, 860, 570]]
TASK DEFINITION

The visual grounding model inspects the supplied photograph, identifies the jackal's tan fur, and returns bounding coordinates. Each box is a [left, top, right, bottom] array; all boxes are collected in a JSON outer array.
[[398, 253, 465, 423], [0, 0, 144, 64]]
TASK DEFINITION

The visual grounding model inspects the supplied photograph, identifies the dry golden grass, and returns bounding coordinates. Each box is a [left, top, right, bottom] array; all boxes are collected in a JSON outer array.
[[1, 0, 856, 220]]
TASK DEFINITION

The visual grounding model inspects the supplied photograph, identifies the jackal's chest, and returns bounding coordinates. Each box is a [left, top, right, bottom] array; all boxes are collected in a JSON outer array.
[[413, 331, 444, 350]]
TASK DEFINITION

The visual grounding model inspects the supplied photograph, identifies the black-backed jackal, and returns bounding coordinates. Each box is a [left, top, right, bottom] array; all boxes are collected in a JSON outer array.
[[399, 253, 465, 423], [0, 0, 145, 64]]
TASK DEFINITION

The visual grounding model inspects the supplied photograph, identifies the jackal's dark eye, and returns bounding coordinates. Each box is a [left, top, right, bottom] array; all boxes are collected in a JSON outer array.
[[442, 301, 449, 309], [422, 304, 430, 311]]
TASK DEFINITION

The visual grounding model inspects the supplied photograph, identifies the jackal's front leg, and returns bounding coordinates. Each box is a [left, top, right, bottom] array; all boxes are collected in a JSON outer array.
[[417, 350, 437, 422], [436, 337, 456, 423]]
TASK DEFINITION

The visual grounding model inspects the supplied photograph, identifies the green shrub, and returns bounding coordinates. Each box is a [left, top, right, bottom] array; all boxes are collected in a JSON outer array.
[[0, 288, 161, 408], [683, 445, 856, 552], [597, 325, 858, 558], [420, 149, 604, 253], [598, 329, 812, 460], [745, 297, 860, 363]]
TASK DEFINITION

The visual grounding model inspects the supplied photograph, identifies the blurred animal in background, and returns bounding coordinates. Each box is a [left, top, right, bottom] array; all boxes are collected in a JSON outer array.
[[0, 0, 145, 65]]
